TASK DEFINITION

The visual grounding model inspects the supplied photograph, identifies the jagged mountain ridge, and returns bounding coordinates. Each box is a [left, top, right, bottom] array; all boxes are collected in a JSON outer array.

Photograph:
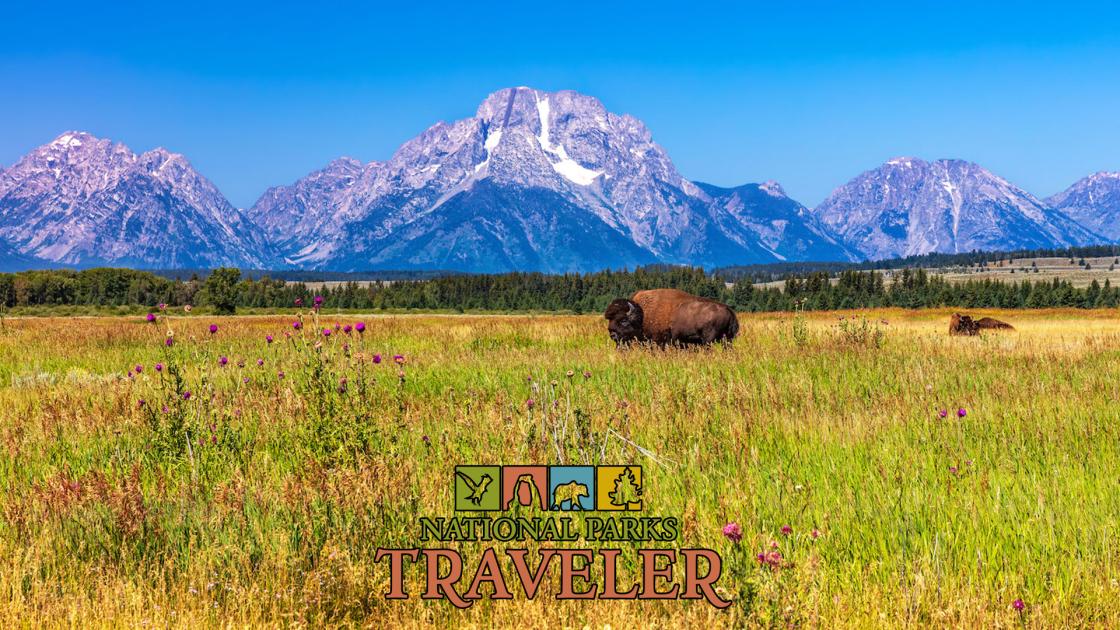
[[0, 132, 270, 268], [811, 157, 1103, 261], [248, 87, 852, 272], [1, 88, 1118, 272], [1046, 172, 1120, 242]]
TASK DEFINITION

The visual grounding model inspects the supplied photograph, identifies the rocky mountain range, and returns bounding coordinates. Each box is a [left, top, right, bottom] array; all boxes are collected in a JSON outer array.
[[0, 87, 1117, 272]]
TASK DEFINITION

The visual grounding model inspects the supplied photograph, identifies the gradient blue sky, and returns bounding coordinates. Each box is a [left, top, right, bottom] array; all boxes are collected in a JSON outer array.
[[2, 1, 1118, 208]]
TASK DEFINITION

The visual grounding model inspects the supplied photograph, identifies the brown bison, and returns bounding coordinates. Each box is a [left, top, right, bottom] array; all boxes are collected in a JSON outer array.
[[604, 288, 739, 347], [949, 313, 1014, 336], [976, 317, 1014, 330]]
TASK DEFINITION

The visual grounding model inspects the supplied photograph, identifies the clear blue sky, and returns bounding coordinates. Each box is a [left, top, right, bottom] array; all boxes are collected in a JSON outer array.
[[2, 1, 1118, 208]]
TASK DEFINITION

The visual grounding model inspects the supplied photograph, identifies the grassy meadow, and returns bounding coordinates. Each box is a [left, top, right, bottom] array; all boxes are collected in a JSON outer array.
[[2, 308, 1120, 627]]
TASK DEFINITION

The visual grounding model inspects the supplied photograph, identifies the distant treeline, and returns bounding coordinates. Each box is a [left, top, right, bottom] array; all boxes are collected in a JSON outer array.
[[2, 265, 1120, 313], [715, 244, 1120, 282]]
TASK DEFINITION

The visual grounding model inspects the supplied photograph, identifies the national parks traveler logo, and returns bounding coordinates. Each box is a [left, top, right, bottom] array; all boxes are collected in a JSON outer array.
[[455, 464, 643, 512]]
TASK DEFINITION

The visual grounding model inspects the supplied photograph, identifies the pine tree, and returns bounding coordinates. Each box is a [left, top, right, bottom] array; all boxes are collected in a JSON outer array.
[[608, 467, 643, 508]]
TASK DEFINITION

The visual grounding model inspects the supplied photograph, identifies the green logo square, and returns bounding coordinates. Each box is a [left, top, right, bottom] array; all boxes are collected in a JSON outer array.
[[454, 466, 500, 511]]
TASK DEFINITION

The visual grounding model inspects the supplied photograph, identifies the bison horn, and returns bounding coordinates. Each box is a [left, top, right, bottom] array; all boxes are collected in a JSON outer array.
[[627, 301, 637, 316]]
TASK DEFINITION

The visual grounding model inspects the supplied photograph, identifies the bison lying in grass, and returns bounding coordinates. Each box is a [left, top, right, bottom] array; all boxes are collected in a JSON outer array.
[[949, 313, 1014, 336], [604, 288, 739, 347]]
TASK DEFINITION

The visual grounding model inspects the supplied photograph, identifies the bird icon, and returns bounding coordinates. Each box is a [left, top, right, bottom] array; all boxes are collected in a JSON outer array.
[[455, 470, 494, 506]]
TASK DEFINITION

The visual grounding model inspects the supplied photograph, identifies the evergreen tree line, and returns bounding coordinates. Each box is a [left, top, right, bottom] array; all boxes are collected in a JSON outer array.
[[1, 266, 1119, 312]]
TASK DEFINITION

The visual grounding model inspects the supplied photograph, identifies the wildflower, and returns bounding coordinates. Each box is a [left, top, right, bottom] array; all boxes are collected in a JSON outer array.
[[781, 525, 793, 536], [527, 399, 536, 410], [313, 295, 323, 309], [138, 399, 146, 408], [583, 370, 592, 379], [146, 313, 156, 323], [257, 358, 264, 366], [209, 324, 218, 334], [372, 354, 382, 364], [266, 335, 273, 344], [154, 363, 163, 372], [237, 359, 245, 368], [184, 304, 192, 312], [355, 322, 366, 334], [343, 324, 352, 334], [243, 377, 250, 384], [566, 370, 575, 378], [165, 337, 174, 347], [292, 321, 302, 330], [1013, 598, 1025, 611], [811, 528, 820, 540], [134, 364, 143, 374], [219, 356, 229, 366], [338, 378, 348, 393], [294, 298, 303, 307], [938, 408, 947, 418], [183, 391, 192, 400], [957, 407, 967, 418], [756, 553, 766, 563], [393, 354, 406, 365], [158, 303, 167, 310], [161, 405, 169, 414], [277, 371, 285, 379], [722, 522, 743, 543], [770, 540, 779, 550], [322, 328, 332, 337], [949, 465, 958, 475], [422, 435, 431, 446]]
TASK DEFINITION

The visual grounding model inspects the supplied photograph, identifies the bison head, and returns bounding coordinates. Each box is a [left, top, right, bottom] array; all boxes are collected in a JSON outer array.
[[604, 298, 643, 345]]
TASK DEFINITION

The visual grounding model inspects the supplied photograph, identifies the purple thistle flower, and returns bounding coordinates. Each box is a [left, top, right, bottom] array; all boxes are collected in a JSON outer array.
[[146, 313, 156, 323], [756, 553, 766, 563], [209, 324, 218, 334], [292, 321, 302, 330], [322, 328, 331, 337], [137, 399, 146, 408], [355, 322, 366, 333], [957, 407, 967, 418], [722, 522, 743, 543], [134, 364, 143, 374], [811, 528, 820, 540], [277, 371, 285, 379], [1013, 598, 1024, 611], [183, 391, 192, 400], [165, 337, 174, 347], [243, 377, 250, 384], [372, 354, 382, 364], [422, 435, 431, 446], [257, 358, 264, 366], [938, 408, 947, 418], [219, 356, 229, 366], [343, 324, 352, 334], [266, 335, 273, 344], [158, 303, 167, 311], [949, 465, 959, 475], [393, 354, 405, 365], [781, 525, 793, 536], [154, 363, 163, 372], [526, 398, 535, 410], [313, 295, 323, 308], [294, 298, 303, 307]]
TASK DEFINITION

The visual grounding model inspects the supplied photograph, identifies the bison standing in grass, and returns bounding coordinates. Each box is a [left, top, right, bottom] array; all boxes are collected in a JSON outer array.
[[604, 288, 739, 347]]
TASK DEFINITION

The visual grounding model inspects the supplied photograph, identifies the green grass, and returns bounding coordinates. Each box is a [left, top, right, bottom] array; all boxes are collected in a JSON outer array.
[[1, 309, 1119, 627]]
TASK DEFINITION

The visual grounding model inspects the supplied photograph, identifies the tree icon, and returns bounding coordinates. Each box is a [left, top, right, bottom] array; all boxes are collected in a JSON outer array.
[[607, 466, 643, 509]]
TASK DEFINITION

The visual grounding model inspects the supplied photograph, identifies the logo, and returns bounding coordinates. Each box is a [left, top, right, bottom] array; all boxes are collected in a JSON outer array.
[[454, 465, 642, 512], [453, 466, 500, 511], [376, 461, 731, 610]]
